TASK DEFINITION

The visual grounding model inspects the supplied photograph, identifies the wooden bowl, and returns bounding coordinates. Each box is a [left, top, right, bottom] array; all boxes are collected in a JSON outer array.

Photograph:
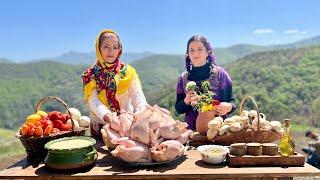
[[262, 143, 279, 156], [230, 143, 247, 156], [246, 143, 262, 156]]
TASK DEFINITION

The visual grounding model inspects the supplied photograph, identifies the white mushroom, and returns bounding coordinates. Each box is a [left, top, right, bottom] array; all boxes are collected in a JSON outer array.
[[240, 110, 249, 118], [252, 117, 269, 130], [270, 121, 283, 134], [230, 122, 243, 132], [248, 110, 258, 122], [208, 120, 221, 130], [230, 115, 241, 122], [223, 118, 236, 126], [207, 129, 218, 141], [239, 116, 250, 129], [218, 125, 230, 135], [213, 116, 223, 124]]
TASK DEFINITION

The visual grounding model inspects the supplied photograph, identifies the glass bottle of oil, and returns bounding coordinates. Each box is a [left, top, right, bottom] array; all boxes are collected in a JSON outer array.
[[278, 119, 295, 156]]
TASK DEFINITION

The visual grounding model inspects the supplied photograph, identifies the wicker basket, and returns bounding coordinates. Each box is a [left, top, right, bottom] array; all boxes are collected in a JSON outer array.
[[212, 96, 282, 145], [16, 96, 86, 161]]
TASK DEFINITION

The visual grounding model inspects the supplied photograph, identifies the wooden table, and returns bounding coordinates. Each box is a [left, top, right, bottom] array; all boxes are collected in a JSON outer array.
[[1, 144, 320, 180]]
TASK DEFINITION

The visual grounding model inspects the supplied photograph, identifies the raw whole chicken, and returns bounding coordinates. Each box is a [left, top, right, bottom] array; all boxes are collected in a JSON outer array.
[[118, 110, 133, 137], [159, 121, 188, 140], [101, 124, 121, 149], [150, 140, 185, 162], [111, 137, 152, 163]]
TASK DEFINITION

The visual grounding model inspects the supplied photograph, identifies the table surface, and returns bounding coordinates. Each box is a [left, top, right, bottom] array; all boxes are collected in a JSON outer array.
[[1, 143, 320, 180]]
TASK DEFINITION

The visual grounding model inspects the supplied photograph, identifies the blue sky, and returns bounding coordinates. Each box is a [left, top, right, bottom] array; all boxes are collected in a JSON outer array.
[[0, 0, 320, 61]]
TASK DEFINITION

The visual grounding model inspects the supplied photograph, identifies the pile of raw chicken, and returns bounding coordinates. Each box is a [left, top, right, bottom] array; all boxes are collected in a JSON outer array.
[[101, 105, 193, 163]]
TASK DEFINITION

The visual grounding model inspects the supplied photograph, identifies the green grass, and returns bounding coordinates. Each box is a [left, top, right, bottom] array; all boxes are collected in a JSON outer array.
[[0, 128, 25, 158], [0, 128, 16, 138], [291, 123, 319, 133]]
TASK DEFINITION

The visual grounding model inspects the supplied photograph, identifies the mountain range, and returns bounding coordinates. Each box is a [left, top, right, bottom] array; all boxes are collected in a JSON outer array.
[[3, 35, 320, 65]]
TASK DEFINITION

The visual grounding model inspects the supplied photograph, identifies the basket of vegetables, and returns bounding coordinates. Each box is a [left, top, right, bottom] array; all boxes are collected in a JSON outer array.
[[16, 96, 90, 161]]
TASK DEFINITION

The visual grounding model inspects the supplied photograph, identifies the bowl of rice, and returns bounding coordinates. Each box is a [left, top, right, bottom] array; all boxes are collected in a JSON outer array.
[[197, 145, 229, 164]]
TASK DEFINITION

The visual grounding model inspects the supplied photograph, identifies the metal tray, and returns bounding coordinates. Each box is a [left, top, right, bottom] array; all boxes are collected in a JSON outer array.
[[125, 155, 185, 167]]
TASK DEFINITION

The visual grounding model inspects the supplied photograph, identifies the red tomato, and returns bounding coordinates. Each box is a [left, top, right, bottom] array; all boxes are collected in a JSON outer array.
[[29, 128, 35, 136], [60, 123, 72, 131], [60, 114, 68, 123], [27, 122, 36, 130], [40, 119, 53, 129], [20, 124, 29, 136], [35, 126, 43, 136], [48, 111, 63, 121], [52, 120, 63, 129], [44, 125, 53, 136]]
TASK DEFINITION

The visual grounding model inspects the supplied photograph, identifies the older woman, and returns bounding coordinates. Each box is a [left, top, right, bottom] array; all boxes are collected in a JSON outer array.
[[82, 29, 147, 138]]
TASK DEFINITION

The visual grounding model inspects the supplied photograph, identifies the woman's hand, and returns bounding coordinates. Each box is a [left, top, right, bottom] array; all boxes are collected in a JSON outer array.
[[103, 113, 116, 124], [184, 91, 197, 105], [215, 102, 232, 116]]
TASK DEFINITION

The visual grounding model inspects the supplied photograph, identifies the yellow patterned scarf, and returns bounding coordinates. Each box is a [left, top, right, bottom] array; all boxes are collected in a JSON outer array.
[[82, 29, 137, 113]]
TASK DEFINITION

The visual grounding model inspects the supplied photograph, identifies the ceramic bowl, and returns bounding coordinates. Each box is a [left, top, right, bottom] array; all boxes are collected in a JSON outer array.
[[44, 136, 97, 169], [197, 145, 229, 164]]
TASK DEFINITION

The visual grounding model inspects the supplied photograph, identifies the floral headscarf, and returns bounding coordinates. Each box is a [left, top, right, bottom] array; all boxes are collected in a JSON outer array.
[[82, 29, 124, 113]]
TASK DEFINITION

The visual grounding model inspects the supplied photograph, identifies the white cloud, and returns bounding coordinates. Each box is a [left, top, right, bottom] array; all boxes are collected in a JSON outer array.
[[283, 29, 307, 35], [253, 29, 274, 34]]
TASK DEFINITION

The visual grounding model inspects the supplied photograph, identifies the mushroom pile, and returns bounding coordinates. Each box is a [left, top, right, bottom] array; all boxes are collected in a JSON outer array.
[[207, 110, 284, 141]]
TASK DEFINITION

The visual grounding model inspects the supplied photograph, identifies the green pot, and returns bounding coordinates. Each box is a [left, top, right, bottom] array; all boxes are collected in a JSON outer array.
[[44, 136, 98, 170]]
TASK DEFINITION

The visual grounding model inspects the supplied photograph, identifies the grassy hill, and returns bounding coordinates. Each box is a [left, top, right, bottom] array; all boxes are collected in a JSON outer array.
[[228, 46, 320, 125], [0, 61, 88, 129], [131, 54, 185, 92]]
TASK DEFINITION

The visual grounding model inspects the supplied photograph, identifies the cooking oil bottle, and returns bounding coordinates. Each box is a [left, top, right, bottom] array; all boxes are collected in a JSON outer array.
[[278, 119, 295, 156]]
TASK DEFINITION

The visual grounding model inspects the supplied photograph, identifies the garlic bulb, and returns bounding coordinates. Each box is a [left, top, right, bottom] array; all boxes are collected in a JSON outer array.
[[68, 108, 81, 121], [79, 116, 90, 127], [67, 119, 80, 130]]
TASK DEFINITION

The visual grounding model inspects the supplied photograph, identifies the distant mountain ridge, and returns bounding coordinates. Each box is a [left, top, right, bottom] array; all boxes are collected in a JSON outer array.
[[3, 35, 320, 65], [53, 51, 154, 65], [215, 35, 320, 64]]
